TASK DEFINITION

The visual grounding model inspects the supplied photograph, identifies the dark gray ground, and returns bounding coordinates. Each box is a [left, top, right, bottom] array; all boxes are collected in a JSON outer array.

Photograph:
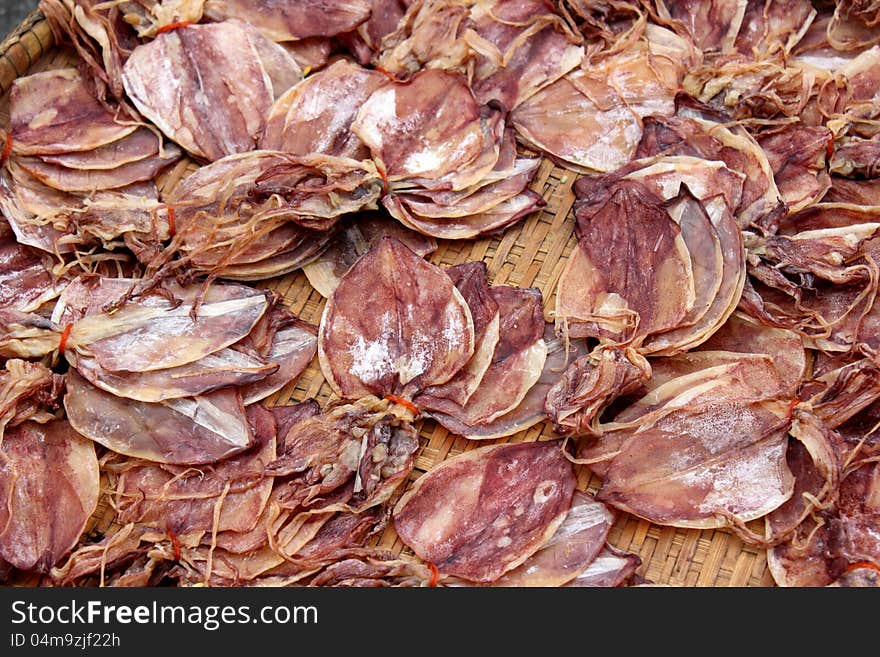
[[0, 1, 40, 42]]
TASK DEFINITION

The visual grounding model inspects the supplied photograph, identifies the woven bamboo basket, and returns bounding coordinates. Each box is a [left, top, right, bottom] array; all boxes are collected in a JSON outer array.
[[0, 10, 778, 587]]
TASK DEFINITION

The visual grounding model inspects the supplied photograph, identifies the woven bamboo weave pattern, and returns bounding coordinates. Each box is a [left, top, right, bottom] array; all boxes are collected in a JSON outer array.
[[0, 10, 777, 588]]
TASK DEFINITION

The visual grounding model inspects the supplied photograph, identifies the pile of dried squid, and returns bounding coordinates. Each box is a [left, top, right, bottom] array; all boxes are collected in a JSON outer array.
[[0, 0, 878, 588]]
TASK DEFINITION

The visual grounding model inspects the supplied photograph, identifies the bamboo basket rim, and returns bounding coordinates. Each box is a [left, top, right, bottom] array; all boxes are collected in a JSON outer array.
[[0, 8, 778, 588], [0, 9, 53, 94]]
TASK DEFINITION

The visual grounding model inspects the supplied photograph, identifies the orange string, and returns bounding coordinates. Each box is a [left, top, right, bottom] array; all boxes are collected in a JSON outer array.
[[0, 132, 12, 165], [428, 562, 439, 587], [384, 394, 419, 416], [374, 66, 401, 83], [844, 561, 880, 574], [167, 530, 181, 561], [58, 323, 73, 356], [156, 21, 195, 34]]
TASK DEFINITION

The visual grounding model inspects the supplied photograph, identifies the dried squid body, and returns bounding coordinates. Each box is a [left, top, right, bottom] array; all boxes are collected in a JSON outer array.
[[318, 236, 475, 400], [393, 440, 576, 583]]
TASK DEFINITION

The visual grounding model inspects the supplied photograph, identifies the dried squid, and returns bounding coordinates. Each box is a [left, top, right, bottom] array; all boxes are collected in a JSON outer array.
[[393, 440, 576, 582]]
